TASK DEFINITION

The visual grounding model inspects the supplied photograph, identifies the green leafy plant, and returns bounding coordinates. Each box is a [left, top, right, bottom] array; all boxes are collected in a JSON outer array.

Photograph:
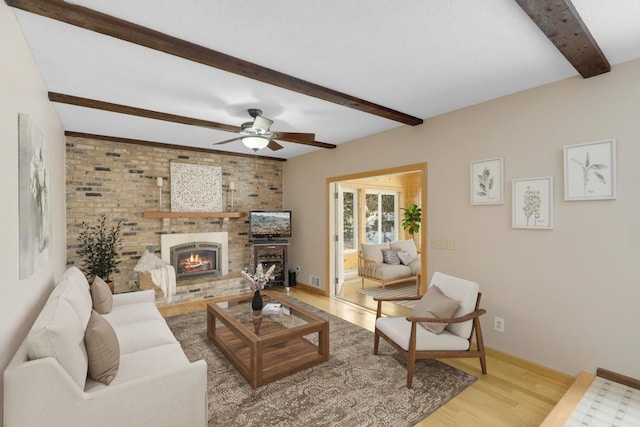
[[572, 152, 607, 196], [76, 215, 122, 282], [401, 204, 422, 238], [522, 186, 541, 226], [476, 167, 494, 198]]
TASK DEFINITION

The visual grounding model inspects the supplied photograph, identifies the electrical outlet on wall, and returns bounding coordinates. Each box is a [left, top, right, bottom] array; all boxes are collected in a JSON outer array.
[[296, 266, 301, 275], [494, 317, 505, 333]]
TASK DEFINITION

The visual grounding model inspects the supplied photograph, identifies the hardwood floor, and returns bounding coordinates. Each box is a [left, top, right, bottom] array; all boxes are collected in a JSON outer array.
[[159, 284, 573, 427]]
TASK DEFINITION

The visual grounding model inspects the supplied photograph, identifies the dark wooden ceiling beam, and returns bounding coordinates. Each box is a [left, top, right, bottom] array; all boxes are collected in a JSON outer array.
[[49, 92, 337, 149], [514, 0, 610, 78], [8, 0, 423, 126], [64, 131, 287, 162], [49, 92, 241, 132]]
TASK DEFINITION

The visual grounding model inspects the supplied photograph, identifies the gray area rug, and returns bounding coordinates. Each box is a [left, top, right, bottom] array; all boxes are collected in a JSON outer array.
[[166, 296, 475, 427], [358, 284, 420, 309]]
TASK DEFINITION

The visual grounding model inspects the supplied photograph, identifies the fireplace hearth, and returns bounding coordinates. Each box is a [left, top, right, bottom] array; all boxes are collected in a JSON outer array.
[[171, 242, 221, 282]]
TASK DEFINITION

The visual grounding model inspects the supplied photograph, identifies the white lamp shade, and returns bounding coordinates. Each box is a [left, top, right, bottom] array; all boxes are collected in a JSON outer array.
[[242, 136, 269, 151]]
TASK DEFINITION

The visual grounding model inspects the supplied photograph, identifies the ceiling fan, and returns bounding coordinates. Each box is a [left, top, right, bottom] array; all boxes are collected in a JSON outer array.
[[214, 109, 317, 152]]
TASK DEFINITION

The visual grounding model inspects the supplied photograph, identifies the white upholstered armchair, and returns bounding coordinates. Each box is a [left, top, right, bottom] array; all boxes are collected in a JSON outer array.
[[374, 271, 487, 388]]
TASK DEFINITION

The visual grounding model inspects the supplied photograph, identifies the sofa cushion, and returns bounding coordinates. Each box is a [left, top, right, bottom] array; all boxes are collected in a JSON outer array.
[[372, 263, 413, 281], [361, 243, 390, 264], [111, 319, 178, 355], [103, 302, 164, 326], [411, 285, 461, 334], [85, 310, 119, 384], [91, 276, 113, 314], [390, 239, 418, 260], [27, 297, 89, 389], [381, 248, 401, 265], [84, 343, 189, 392], [55, 274, 93, 330]]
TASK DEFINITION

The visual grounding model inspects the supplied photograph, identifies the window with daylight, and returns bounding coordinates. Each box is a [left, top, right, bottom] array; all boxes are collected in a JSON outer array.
[[342, 189, 357, 253], [365, 191, 398, 244]]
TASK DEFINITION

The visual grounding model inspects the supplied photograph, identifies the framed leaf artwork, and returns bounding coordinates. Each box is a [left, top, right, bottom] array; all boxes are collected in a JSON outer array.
[[470, 157, 504, 205], [564, 139, 616, 201]]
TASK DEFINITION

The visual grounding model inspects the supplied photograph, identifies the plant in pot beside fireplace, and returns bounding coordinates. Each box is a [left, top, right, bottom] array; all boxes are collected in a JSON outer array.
[[76, 214, 122, 293]]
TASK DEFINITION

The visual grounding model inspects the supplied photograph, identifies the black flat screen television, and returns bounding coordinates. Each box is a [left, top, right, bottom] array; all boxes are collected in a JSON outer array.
[[248, 210, 292, 241]]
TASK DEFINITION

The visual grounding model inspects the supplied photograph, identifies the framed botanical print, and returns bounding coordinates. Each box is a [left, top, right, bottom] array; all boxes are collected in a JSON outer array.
[[470, 157, 504, 205], [564, 139, 616, 201], [512, 176, 554, 229]]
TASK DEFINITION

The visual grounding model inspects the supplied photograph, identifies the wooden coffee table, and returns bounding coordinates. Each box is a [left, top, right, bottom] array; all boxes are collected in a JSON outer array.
[[207, 290, 329, 388]]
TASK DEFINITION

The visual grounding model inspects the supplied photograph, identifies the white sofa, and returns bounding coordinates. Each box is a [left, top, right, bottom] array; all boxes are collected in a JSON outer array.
[[358, 239, 421, 290], [3, 267, 207, 427]]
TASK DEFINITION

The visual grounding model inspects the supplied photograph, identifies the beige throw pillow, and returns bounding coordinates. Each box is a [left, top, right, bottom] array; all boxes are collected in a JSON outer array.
[[91, 276, 113, 314], [85, 310, 120, 385], [410, 285, 461, 334]]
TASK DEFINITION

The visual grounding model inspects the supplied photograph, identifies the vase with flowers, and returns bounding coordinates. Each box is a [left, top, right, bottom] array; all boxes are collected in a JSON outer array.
[[241, 263, 276, 315]]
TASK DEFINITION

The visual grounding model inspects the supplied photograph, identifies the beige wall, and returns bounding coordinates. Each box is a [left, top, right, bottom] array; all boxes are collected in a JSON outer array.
[[285, 59, 640, 378], [0, 3, 67, 424]]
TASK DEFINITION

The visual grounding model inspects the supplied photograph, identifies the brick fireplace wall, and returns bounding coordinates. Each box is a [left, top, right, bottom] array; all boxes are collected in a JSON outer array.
[[65, 136, 284, 302]]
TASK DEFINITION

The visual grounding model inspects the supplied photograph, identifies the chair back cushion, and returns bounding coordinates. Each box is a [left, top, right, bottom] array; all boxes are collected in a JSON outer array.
[[390, 239, 418, 260], [360, 243, 390, 264], [429, 272, 479, 338]]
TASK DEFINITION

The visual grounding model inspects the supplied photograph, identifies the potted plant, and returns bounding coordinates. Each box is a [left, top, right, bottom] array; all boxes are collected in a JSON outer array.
[[401, 203, 422, 242], [76, 214, 122, 290]]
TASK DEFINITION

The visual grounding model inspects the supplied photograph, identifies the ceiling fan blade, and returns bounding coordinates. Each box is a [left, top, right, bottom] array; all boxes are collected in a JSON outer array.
[[214, 137, 242, 145], [267, 140, 284, 151], [272, 136, 335, 149], [272, 131, 315, 142]]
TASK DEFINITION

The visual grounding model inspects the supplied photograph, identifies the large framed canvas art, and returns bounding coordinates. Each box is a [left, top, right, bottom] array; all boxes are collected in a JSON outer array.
[[19, 114, 50, 279], [170, 162, 223, 212]]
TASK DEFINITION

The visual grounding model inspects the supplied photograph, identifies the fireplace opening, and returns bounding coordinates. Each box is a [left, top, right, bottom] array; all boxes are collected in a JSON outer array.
[[170, 242, 221, 282]]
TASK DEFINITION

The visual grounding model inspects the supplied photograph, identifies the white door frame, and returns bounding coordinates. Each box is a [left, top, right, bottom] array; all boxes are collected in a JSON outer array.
[[326, 163, 427, 299]]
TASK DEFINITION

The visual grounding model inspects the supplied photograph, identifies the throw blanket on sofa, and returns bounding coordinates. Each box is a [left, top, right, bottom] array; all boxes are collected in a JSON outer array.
[[150, 265, 176, 303], [134, 249, 177, 302]]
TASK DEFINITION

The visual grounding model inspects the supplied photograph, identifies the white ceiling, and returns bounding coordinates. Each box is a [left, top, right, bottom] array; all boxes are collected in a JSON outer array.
[[11, 0, 640, 159]]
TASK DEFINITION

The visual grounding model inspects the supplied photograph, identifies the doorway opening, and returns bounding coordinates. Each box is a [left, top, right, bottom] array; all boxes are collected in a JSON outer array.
[[327, 163, 427, 311]]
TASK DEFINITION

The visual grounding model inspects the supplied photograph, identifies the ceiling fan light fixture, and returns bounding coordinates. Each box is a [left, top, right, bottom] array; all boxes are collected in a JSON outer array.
[[242, 136, 270, 151], [253, 116, 273, 132]]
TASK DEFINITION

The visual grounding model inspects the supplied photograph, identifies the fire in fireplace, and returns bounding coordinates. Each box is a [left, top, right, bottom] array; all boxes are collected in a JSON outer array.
[[170, 242, 221, 282]]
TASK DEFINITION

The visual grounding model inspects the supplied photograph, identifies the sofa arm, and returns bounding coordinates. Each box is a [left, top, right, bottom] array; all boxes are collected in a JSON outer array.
[[358, 252, 378, 278], [4, 355, 208, 427], [112, 289, 155, 306]]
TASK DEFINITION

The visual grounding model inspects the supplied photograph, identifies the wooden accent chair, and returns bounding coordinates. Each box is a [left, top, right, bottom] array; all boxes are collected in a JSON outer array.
[[373, 272, 487, 388]]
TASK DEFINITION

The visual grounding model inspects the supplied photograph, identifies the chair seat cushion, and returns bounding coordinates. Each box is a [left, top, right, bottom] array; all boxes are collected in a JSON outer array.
[[372, 263, 413, 280], [376, 316, 470, 351]]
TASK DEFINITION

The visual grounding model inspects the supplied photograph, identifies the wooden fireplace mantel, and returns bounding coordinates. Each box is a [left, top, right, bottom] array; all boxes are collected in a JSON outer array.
[[142, 211, 246, 219]]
